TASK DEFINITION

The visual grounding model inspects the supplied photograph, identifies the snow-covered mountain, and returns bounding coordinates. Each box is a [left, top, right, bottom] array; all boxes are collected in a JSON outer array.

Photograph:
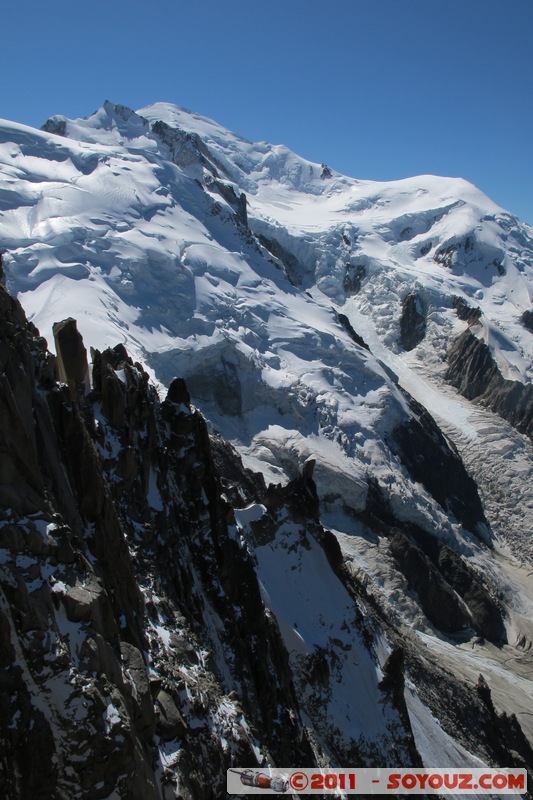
[[1, 101, 533, 798]]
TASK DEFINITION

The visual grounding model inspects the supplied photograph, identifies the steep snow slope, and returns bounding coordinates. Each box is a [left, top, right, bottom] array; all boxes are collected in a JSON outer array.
[[139, 102, 533, 377], [2, 101, 533, 786], [0, 104, 480, 537]]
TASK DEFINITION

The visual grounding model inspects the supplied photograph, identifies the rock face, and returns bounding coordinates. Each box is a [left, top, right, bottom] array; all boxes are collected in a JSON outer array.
[[40, 116, 67, 137], [390, 530, 473, 634], [53, 318, 89, 397], [453, 296, 482, 325], [343, 263, 366, 295], [389, 527, 504, 641], [0, 282, 317, 798], [209, 178, 248, 228], [257, 233, 305, 286], [447, 329, 533, 439], [151, 119, 217, 177], [399, 292, 426, 351], [337, 312, 370, 350], [391, 391, 489, 538], [0, 287, 157, 799], [522, 310, 533, 333]]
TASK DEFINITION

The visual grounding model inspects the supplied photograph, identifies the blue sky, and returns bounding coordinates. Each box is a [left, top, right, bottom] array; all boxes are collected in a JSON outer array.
[[3, 0, 532, 223]]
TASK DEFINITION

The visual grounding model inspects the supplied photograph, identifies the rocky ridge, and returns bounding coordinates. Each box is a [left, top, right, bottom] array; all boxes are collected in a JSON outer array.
[[447, 328, 533, 439], [0, 277, 312, 798]]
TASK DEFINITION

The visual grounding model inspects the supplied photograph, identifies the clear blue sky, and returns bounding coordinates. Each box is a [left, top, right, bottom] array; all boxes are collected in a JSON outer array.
[[3, 0, 532, 223]]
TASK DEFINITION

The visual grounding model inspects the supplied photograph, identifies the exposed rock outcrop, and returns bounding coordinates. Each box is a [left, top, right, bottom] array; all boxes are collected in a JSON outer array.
[[359, 479, 503, 640], [476, 675, 533, 781], [399, 292, 426, 351], [521, 309, 533, 334], [343, 262, 366, 295], [447, 329, 533, 439], [209, 178, 248, 227], [337, 312, 370, 350], [409, 529, 504, 641], [389, 526, 504, 641], [434, 236, 505, 277], [40, 116, 67, 137], [391, 390, 489, 538], [453, 296, 482, 324], [0, 279, 319, 798], [257, 233, 306, 286], [53, 317, 89, 398], [390, 529, 473, 634], [151, 119, 220, 178], [0, 287, 156, 799]]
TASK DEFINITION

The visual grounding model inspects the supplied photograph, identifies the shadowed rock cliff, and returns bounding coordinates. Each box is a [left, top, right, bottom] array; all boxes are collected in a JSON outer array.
[[447, 329, 533, 439], [0, 284, 317, 798]]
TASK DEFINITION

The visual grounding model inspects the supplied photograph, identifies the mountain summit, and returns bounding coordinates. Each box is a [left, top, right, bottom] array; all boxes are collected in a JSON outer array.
[[1, 101, 533, 798]]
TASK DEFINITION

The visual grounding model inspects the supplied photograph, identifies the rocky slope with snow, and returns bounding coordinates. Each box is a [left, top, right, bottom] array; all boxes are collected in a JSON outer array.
[[1, 101, 533, 798]]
